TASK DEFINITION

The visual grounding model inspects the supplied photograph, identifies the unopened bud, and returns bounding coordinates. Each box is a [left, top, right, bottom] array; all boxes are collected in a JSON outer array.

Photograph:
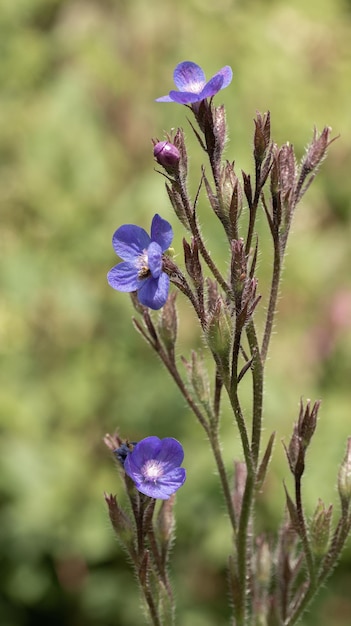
[[156, 494, 175, 548], [166, 183, 188, 229], [206, 278, 219, 316], [338, 437, 351, 509], [230, 238, 247, 297], [104, 493, 134, 546], [182, 351, 212, 414], [254, 111, 271, 163], [183, 237, 203, 289], [295, 127, 336, 203], [310, 499, 333, 556], [103, 432, 122, 452], [297, 399, 319, 450], [303, 126, 332, 173], [158, 292, 177, 355], [191, 358, 209, 406], [255, 536, 271, 585], [221, 161, 242, 212], [284, 399, 320, 478], [278, 143, 297, 197], [153, 141, 180, 171], [205, 297, 233, 378]]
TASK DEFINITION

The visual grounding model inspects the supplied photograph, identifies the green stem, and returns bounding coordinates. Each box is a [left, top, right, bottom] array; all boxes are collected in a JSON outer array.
[[261, 235, 281, 364], [227, 388, 253, 475], [160, 352, 210, 435], [245, 161, 261, 257], [176, 176, 232, 298], [295, 474, 315, 582], [229, 326, 253, 474], [147, 526, 174, 607], [246, 320, 264, 467], [141, 579, 162, 626], [235, 471, 255, 626], [285, 516, 350, 626], [208, 427, 237, 534], [213, 369, 223, 425]]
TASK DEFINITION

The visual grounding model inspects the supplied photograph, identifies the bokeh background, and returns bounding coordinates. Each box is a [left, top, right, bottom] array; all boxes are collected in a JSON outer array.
[[1, 0, 351, 624]]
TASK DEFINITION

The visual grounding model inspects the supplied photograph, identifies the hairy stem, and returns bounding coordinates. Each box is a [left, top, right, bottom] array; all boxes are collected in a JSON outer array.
[[246, 320, 264, 467], [261, 235, 281, 363], [208, 427, 237, 533], [245, 160, 261, 257], [176, 176, 232, 297], [235, 472, 255, 626], [295, 475, 315, 582]]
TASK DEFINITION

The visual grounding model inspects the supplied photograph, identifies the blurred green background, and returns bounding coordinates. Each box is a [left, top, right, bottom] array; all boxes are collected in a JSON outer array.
[[1, 0, 351, 624]]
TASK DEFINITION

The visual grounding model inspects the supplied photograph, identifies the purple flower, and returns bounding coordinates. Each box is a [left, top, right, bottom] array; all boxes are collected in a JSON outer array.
[[156, 61, 233, 105], [124, 436, 186, 500], [107, 214, 173, 310]]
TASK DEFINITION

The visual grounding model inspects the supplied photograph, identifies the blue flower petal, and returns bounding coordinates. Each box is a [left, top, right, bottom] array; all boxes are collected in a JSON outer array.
[[168, 90, 203, 104], [126, 437, 162, 471], [138, 273, 170, 310], [107, 262, 140, 292], [200, 75, 224, 99], [173, 61, 206, 92], [150, 214, 173, 251], [156, 437, 185, 466], [147, 241, 163, 278], [112, 224, 151, 261], [133, 468, 186, 500], [155, 94, 174, 102], [215, 65, 233, 89]]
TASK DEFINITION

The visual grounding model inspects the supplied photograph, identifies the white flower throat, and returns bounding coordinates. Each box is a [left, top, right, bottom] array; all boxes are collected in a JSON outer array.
[[137, 251, 151, 279], [142, 460, 164, 482]]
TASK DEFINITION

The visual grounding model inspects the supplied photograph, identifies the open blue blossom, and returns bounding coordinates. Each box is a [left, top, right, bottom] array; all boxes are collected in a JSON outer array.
[[107, 214, 173, 310], [156, 61, 233, 105], [124, 436, 186, 500]]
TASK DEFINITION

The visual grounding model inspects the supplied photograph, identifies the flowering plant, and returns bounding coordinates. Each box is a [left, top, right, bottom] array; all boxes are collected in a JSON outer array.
[[104, 61, 351, 626]]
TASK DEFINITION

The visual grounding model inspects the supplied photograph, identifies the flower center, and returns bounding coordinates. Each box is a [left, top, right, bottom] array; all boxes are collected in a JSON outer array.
[[141, 460, 164, 483], [188, 79, 205, 94], [137, 251, 151, 279]]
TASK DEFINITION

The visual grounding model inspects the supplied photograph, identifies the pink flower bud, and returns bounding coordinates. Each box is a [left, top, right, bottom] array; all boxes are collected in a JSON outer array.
[[153, 141, 180, 169]]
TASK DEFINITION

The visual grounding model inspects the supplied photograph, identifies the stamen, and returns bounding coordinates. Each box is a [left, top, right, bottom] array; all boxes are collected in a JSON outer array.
[[142, 460, 164, 483], [137, 251, 151, 279]]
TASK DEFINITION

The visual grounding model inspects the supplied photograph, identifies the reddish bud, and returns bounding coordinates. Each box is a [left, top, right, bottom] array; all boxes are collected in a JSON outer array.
[[104, 493, 135, 547], [338, 437, 351, 510], [284, 399, 320, 478], [153, 141, 180, 170], [302, 126, 333, 173], [254, 111, 271, 163]]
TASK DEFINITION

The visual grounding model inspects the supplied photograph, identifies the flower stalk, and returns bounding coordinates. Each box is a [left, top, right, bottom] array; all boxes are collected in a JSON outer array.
[[104, 60, 349, 626]]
